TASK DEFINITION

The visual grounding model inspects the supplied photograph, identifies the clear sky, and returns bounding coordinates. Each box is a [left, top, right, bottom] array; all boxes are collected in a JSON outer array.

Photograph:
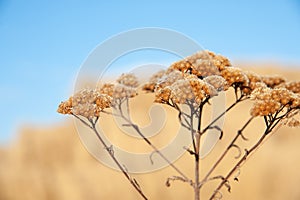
[[0, 0, 299, 143]]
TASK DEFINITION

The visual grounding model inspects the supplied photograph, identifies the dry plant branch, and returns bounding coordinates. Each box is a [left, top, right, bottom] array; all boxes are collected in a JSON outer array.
[[57, 50, 300, 200]]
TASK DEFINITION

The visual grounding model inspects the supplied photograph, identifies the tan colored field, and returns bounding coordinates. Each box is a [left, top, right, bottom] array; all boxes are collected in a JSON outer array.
[[1, 65, 300, 200]]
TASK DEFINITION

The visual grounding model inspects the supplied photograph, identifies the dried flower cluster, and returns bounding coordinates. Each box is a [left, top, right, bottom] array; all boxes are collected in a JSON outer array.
[[58, 73, 140, 118], [279, 81, 300, 94], [169, 50, 231, 77], [250, 84, 300, 117], [57, 88, 112, 118], [153, 72, 223, 106], [143, 70, 166, 92], [116, 73, 139, 88], [261, 75, 286, 88], [220, 67, 249, 87]]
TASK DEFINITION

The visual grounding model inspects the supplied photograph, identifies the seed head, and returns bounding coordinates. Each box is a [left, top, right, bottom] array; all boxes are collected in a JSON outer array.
[[156, 70, 184, 90], [143, 70, 166, 92], [112, 84, 138, 99], [250, 99, 281, 117], [71, 88, 112, 118], [57, 97, 73, 115], [221, 67, 249, 88], [279, 81, 300, 94], [154, 87, 172, 104], [169, 78, 217, 105], [203, 75, 229, 91], [169, 51, 231, 77], [261, 75, 286, 88], [99, 83, 115, 97], [242, 71, 262, 94], [116, 73, 139, 88]]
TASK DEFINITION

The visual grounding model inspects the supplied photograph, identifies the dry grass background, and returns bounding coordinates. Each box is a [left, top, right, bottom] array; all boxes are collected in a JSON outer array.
[[1, 65, 300, 200]]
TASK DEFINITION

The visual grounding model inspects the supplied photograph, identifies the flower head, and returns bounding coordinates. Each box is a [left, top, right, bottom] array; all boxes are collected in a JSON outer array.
[[221, 67, 249, 88], [57, 97, 73, 115], [242, 71, 262, 94], [261, 75, 286, 88], [57, 88, 112, 118], [116, 73, 139, 88], [203, 75, 229, 91], [279, 81, 300, 94], [143, 70, 166, 92]]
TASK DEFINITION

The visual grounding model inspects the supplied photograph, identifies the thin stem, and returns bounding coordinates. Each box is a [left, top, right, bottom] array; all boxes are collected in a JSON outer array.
[[189, 106, 197, 156], [209, 108, 288, 199], [201, 95, 246, 135], [209, 131, 266, 200], [128, 119, 190, 182], [117, 100, 191, 183], [200, 117, 254, 188], [194, 102, 204, 200], [76, 115, 148, 200]]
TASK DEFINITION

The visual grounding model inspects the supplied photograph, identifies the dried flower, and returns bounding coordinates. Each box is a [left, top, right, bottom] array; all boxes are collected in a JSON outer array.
[[57, 97, 73, 114], [143, 70, 166, 92], [99, 83, 137, 99], [203, 75, 229, 91], [169, 51, 231, 78], [221, 67, 249, 88], [261, 75, 286, 88], [188, 78, 217, 103], [154, 87, 172, 104], [169, 60, 192, 74], [58, 88, 112, 118], [242, 71, 262, 94], [99, 83, 115, 97], [116, 73, 139, 88], [113, 84, 137, 99], [279, 81, 300, 94], [156, 70, 184, 90], [250, 99, 281, 117]]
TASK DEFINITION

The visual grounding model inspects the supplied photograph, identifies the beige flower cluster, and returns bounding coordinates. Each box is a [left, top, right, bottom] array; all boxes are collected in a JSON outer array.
[[278, 81, 300, 94], [250, 84, 300, 117], [57, 88, 112, 118], [154, 73, 223, 106], [143, 70, 166, 92], [116, 73, 139, 88], [58, 73, 139, 118], [169, 50, 231, 77], [261, 75, 286, 88]]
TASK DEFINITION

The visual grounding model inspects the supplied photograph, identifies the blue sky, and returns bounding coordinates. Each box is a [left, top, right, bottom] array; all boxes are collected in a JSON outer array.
[[0, 0, 299, 143]]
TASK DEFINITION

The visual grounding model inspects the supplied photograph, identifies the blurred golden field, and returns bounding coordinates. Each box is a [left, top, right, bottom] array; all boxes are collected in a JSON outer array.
[[1, 65, 300, 200]]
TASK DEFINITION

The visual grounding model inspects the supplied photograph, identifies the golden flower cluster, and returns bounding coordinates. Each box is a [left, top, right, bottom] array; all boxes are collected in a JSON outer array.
[[99, 73, 139, 99], [116, 73, 139, 88], [154, 87, 172, 104], [155, 70, 184, 91], [242, 71, 262, 94], [112, 84, 137, 99], [154, 75, 217, 105], [279, 81, 300, 94], [261, 75, 286, 88], [57, 97, 73, 114], [143, 70, 165, 92], [57, 88, 112, 118], [99, 83, 114, 97], [250, 99, 281, 117], [221, 67, 249, 87], [169, 50, 231, 77], [250, 84, 300, 117], [203, 75, 229, 91]]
